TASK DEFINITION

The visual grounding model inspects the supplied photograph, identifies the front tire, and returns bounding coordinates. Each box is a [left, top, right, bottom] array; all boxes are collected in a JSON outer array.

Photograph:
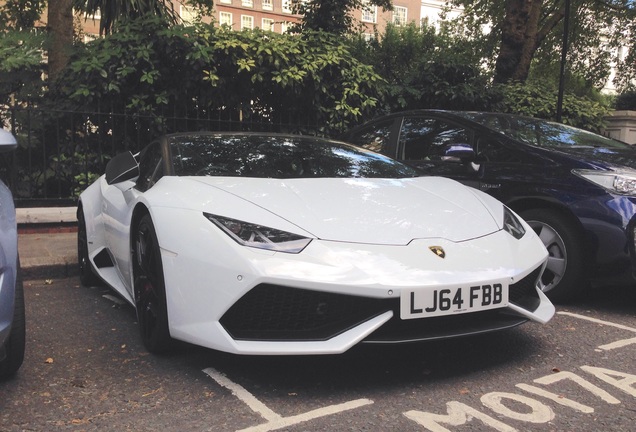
[[0, 261, 25, 380], [520, 209, 586, 303], [133, 214, 173, 353]]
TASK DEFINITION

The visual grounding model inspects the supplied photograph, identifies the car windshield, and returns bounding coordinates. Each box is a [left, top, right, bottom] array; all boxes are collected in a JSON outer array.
[[169, 134, 420, 179], [456, 112, 631, 150]]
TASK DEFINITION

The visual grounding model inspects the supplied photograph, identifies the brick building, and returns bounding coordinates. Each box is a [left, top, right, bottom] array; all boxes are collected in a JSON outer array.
[[77, 0, 429, 39]]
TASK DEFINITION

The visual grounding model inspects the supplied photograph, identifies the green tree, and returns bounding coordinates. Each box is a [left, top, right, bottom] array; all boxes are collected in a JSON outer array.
[[0, 30, 45, 105], [446, 0, 636, 91], [0, 0, 46, 102], [350, 22, 496, 112], [291, 0, 393, 34], [48, 0, 73, 80], [0, 0, 45, 30], [73, 0, 182, 34], [49, 16, 385, 135]]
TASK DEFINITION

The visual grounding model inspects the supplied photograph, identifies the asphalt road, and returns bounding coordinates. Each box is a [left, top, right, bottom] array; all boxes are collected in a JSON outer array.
[[1, 277, 635, 432]]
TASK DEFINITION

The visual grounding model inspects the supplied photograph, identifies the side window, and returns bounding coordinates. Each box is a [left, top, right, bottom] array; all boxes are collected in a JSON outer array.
[[135, 142, 164, 192], [346, 119, 395, 155], [476, 136, 524, 163], [399, 117, 472, 161]]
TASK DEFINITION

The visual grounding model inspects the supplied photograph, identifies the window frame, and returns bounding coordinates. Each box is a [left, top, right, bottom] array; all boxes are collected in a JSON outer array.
[[241, 15, 254, 30]]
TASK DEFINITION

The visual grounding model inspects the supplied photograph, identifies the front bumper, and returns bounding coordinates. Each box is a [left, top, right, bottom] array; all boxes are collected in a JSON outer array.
[[578, 195, 636, 286], [154, 209, 554, 355], [220, 266, 546, 343]]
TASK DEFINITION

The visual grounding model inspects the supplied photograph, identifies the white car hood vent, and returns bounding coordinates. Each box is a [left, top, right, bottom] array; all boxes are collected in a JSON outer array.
[[191, 176, 500, 245]]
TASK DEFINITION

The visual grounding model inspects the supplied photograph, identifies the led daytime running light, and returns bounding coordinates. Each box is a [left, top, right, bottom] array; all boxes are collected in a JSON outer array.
[[204, 213, 311, 253], [574, 169, 636, 196]]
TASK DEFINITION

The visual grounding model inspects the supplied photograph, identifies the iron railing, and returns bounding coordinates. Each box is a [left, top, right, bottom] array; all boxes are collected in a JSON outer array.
[[0, 105, 317, 206]]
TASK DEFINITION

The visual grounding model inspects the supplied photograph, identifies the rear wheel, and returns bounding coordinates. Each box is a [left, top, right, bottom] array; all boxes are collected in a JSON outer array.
[[133, 215, 173, 353], [0, 260, 25, 380], [77, 207, 100, 287], [520, 209, 586, 303]]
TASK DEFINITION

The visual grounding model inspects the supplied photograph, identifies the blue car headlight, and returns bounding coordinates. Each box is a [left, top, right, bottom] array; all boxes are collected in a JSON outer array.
[[204, 213, 312, 253], [574, 169, 636, 195], [503, 207, 526, 239]]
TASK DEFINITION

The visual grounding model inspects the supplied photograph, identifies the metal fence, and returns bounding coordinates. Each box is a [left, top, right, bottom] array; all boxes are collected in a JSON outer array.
[[0, 105, 317, 206]]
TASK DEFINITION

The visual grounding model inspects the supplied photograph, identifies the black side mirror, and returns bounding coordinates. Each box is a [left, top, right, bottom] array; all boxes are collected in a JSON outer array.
[[442, 143, 476, 162], [106, 151, 139, 185]]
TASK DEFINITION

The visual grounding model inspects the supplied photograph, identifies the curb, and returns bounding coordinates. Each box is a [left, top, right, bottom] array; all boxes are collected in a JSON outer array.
[[22, 262, 79, 280], [18, 230, 78, 281]]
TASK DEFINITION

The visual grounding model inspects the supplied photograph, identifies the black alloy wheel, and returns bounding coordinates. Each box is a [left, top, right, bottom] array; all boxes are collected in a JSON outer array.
[[133, 214, 173, 353]]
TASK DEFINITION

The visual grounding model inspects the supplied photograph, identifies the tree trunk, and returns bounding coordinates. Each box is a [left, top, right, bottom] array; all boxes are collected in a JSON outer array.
[[47, 0, 74, 80], [494, 0, 544, 83]]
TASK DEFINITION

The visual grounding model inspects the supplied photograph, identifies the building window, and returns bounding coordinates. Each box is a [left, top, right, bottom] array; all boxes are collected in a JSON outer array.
[[241, 15, 254, 30], [220, 11, 233, 27], [393, 6, 407, 26], [242, 0, 253, 7], [180, 5, 198, 23], [83, 33, 99, 43], [219, 0, 231, 3], [82, 8, 101, 19], [281, 22, 290, 33], [361, 2, 377, 23], [262, 0, 273, 10], [282, 0, 292, 14], [262, 18, 274, 31]]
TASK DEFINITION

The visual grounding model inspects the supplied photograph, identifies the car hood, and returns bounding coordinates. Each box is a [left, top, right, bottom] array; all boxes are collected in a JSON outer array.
[[186, 176, 501, 245], [548, 146, 636, 171]]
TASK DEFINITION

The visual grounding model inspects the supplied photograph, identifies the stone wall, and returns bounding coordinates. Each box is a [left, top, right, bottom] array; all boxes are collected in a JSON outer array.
[[603, 110, 636, 145]]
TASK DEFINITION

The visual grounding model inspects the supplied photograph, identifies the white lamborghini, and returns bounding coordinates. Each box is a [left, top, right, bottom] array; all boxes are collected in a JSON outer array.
[[77, 132, 555, 355]]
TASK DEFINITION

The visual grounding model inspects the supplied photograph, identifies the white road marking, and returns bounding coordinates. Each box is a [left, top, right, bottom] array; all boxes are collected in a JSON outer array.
[[581, 366, 636, 398], [404, 401, 518, 432], [203, 368, 281, 422], [557, 312, 636, 333], [599, 336, 636, 350], [557, 312, 636, 351], [480, 392, 554, 423], [533, 370, 621, 404], [203, 367, 373, 432], [516, 383, 594, 413], [238, 399, 375, 432]]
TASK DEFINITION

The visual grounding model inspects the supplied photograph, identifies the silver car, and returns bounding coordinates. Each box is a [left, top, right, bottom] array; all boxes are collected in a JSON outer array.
[[0, 129, 24, 379]]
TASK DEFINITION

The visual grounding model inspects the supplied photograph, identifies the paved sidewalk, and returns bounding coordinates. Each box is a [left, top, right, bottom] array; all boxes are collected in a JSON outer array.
[[18, 231, 78, 280]]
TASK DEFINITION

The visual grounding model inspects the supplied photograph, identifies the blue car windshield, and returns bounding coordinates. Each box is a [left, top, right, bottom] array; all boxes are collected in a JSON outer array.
[[457, 112, 630, 150], [169, 133, 420, 179]]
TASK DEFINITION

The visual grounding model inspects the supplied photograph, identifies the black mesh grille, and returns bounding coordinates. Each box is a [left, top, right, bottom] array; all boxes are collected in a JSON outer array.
[[508, 267, 542, 311], [220, 274, 541, 343], [220, 284, 389, 341]]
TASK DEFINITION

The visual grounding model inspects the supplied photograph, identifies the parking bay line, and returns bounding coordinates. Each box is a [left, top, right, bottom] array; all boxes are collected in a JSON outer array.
[[203, 367, 373, 432], [557, 311, 636, 350]]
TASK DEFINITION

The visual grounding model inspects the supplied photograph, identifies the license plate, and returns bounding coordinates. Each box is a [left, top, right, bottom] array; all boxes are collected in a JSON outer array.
[[400, 281, 509, 319]]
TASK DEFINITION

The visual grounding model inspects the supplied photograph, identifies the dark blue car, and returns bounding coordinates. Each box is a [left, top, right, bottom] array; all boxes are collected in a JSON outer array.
[[341, 110, 636, 302]]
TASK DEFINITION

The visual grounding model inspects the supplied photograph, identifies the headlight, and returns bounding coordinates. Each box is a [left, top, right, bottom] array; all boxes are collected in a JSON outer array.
[[574, 169, 636, 195], [503, 207, 525, 239], [204, 213, 312, 253]]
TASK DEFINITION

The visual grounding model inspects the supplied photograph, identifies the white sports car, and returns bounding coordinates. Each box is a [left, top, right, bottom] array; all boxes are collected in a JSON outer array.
[[78, 133, 555, 355]]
